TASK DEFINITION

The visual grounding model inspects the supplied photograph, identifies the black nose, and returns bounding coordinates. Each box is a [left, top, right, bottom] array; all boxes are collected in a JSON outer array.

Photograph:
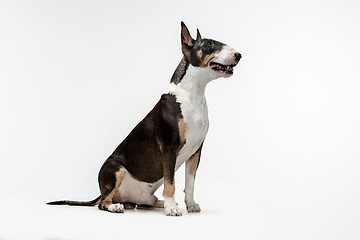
[[234, 52, 242, 62]]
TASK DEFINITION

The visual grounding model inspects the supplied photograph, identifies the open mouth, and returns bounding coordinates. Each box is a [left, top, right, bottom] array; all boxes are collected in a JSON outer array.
[[210, 62, 236, 74]]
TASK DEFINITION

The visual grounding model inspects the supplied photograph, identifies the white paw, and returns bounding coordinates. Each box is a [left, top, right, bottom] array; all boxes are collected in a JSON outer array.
[[108, 203, 124, 213], [165, 206, 182, 216], [186, 201, 201, 212]]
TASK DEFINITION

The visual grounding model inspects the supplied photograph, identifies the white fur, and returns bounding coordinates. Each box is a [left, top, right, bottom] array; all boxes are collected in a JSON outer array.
[[185, 162, 201, 212], [113, 168, 162, 205], [212, 45, 238, 67], [164, 195, 182, 216], [108, 203, 124, 213]]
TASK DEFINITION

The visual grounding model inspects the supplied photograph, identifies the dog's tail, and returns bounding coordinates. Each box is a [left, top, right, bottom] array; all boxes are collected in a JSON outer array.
[[47, 195, 101, 207]]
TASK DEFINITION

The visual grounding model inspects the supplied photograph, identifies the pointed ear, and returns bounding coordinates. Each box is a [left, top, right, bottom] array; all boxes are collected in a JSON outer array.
[[196, 28, 202, 40], [181, 21, 194, 48]]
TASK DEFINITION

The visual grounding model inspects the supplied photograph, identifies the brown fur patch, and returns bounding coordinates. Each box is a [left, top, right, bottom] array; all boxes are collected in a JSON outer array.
[[197, 50, 203, 62], [163, 178, 175, 198], [199, 50, 222, 68], [186, 151, 200, 177], [178, 118, 186, 148], [101, 170, 124, 209], [157, 137, 164, 153]]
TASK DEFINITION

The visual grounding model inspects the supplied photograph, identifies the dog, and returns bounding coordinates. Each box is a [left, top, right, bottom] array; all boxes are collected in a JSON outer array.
[[48, 22, 241, 216]]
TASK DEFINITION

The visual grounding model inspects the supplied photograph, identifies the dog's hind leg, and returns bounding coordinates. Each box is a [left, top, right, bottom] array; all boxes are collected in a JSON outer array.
[[152, 200, 165, 208], [98, 157, 125, 213], [137, 200, 165, 209]]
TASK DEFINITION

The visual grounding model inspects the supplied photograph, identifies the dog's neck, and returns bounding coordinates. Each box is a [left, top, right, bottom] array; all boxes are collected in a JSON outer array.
[[169, 57, 219, 103]]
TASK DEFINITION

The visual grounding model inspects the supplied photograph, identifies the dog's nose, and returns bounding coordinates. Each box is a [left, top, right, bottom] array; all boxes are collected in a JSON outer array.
[[234, 52, 242, 62]]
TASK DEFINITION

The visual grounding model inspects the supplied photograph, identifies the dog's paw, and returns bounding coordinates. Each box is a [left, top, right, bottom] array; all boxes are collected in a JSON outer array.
[[165, 206, 182, 216], [186, 202, 201, 213], [123, 202, 136, 210], [108, 203, 124, 213], [152, 200, 164, 208]]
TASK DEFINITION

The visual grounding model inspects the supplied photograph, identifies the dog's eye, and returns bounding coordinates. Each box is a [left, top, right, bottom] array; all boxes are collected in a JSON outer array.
[[207, 41, 215, 47]]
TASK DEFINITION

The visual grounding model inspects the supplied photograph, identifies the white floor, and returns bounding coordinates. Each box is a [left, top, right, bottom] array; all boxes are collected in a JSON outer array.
[[1, 194, 360, 240], [0, 198, 240, 240]]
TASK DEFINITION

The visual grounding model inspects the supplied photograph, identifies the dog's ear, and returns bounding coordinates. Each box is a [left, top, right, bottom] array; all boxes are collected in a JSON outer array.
[[196, 28, 202, 40], [181, 21, 194, 49]]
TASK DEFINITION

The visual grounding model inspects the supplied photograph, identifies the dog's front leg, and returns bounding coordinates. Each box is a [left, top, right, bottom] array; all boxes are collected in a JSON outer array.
[[184, 145, 202, 212], [163, 152, 182, 216]]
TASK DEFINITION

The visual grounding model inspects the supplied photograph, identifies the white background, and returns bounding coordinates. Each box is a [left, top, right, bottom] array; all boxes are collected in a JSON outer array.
[[1, 0, 360, 239]]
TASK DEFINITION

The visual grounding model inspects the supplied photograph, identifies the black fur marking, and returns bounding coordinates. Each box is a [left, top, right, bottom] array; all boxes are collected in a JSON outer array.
[[195, 39, 224, 55], [171, 57, 189, 84], [123, 202, 137, 209], [163, 151, 177, 185], [190, 38, 224, 67], [100, 94, 182, 184], [47, 196, 100, 206]]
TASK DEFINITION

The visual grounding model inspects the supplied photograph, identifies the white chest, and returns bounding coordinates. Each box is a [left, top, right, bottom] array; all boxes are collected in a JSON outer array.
[[175, 98, 209, 170], [168, 74, 210, 170]]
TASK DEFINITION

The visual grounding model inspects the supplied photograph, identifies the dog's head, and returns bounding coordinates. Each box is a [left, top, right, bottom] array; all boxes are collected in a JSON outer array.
[[181, 22, 241, 78]]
